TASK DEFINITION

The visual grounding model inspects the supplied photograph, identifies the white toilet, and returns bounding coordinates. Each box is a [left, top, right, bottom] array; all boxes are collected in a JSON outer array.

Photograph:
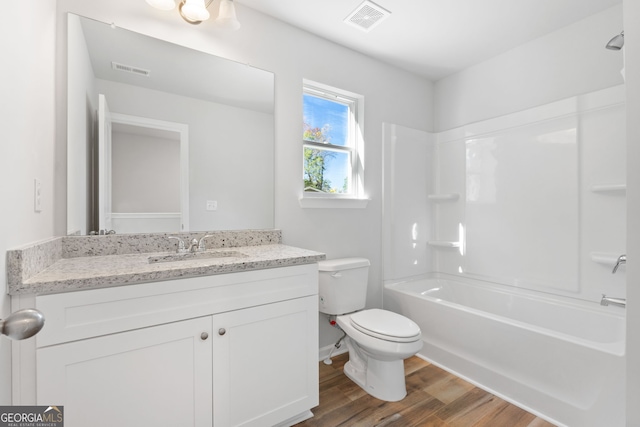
[[318, 258, 423, 402]]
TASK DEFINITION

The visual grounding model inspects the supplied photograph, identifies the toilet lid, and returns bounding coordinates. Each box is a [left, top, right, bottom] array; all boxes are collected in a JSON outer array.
[[350, 309, 421, 343]]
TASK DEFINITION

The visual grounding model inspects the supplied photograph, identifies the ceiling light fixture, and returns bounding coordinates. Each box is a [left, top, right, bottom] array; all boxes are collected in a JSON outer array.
[[146, 0, 177, 10], [215, 0, 241, 30], [146, 0, 241, 29], [180, 0, 210, 22]]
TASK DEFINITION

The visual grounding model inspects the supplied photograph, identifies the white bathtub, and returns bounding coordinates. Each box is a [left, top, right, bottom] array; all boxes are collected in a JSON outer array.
[[384, 275, 626, 427]]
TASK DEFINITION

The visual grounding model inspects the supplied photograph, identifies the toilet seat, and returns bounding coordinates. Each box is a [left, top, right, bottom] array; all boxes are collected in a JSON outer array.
[[350, 309, 421, 343]]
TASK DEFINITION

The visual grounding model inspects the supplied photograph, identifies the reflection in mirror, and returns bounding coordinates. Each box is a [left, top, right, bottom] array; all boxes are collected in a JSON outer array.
[[67, 13, 274, 235]]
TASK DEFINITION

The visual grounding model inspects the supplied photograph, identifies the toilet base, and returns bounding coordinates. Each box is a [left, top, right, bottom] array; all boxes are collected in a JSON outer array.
[[342, 340, 408, 402]]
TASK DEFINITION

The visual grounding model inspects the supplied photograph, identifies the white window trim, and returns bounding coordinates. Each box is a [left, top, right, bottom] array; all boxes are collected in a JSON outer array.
[[300, 79, 368, 208]]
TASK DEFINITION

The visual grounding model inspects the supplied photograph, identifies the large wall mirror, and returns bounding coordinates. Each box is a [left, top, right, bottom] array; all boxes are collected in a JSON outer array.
[[67, 13, 274, 235]]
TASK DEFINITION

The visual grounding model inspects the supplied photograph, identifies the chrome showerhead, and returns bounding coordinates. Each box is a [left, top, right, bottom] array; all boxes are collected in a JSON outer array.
[[606, 31, 624, 50]]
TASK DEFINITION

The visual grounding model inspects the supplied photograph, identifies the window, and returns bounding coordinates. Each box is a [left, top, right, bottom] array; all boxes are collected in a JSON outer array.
[[302, 80, 366, 207]]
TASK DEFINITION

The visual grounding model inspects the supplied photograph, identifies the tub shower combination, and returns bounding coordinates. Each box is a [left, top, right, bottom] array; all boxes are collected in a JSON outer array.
[[384, 275, 625, 427]]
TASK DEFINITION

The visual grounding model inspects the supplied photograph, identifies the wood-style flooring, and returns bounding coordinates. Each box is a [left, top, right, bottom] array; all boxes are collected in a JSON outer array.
[[295, 353, 556, 427]]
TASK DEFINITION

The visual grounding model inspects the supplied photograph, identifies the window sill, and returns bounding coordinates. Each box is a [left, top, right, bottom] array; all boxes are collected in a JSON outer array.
[[298, 197, 370, 209]]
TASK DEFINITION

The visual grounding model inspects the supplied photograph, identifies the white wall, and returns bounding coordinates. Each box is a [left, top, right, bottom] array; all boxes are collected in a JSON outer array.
[[0, 0, 57, 404], [434, 5, 624, 131], [55, 1, 434, 350], [111, 130, 181, 213]]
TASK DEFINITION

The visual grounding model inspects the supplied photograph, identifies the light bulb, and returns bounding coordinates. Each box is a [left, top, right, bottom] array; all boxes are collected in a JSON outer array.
[[215, 0, 240, 30], [146, 0, 176, 11], [181, 0, 210, 22]]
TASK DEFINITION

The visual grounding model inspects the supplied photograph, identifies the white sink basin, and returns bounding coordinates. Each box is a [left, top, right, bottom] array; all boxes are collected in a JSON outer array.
[[148, 250, 246, 264]]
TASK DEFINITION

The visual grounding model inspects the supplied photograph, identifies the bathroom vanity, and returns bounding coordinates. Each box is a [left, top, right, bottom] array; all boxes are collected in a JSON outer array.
[[8, 230, 324, 427]]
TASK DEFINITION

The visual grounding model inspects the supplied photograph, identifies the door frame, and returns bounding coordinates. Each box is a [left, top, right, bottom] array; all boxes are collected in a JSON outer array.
[[109, 112, 190, 232]]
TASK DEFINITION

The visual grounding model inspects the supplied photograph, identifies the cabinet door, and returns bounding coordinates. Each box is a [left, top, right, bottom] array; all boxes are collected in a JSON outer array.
[[212, 296, 319, 427], [37, 316, 213, 427]]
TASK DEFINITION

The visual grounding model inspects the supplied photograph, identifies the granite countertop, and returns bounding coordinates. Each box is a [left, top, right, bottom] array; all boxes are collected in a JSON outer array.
[[7, 230, 325, 296]]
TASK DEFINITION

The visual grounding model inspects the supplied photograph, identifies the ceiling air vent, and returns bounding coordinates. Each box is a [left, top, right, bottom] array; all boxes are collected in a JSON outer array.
[[111, 61, 151, 77], [344, 0, 391, 33]]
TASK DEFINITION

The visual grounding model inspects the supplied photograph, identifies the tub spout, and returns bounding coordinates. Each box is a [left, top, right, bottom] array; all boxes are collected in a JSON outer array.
[[601, 294, 626, 308]]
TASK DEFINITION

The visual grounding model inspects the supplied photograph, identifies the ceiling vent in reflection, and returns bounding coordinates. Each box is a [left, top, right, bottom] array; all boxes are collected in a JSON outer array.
[[344, 0, 391, 33], [111, 61, 151, 77]]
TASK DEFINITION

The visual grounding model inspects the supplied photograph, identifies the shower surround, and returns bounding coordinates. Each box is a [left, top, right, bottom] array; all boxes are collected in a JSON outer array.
[[382, 85, 626, 426]]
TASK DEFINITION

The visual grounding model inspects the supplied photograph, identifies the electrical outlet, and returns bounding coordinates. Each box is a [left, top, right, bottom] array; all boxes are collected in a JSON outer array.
[[206, 200, 217, 211], [34, 178, 42, 212]]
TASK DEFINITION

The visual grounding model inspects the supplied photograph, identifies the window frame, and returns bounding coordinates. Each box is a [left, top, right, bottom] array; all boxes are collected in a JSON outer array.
[[301, 80, 366, 207]]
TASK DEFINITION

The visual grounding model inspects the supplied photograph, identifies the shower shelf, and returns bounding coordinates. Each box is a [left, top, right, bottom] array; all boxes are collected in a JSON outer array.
[[427, 193, 460, 201], [590, 252, 624, 267], [427, 241, 461, 248], [590, 184, 626, 194]]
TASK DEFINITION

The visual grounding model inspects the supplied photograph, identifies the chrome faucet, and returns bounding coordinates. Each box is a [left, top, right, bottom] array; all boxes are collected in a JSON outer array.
[[89, 229, 116, 235], [186, 238, 199, 253], [168, 236, 187, 253], [197, 235, 214, 251], [169, 235, 214, 253], [612, 254, 626, 274], [601, 294, 626, 308]]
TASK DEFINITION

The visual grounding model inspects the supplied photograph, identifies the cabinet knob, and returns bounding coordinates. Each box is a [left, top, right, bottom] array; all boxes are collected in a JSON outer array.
[[201, 332, 209, 341], [218, 328, 226, 336]]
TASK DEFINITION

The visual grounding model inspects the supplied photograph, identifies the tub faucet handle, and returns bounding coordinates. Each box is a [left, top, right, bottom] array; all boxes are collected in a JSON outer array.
[[612, 254, 626, 274]]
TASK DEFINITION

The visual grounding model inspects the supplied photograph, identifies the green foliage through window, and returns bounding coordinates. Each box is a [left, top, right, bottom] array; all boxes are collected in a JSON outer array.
[[302, 90, 354, 194]]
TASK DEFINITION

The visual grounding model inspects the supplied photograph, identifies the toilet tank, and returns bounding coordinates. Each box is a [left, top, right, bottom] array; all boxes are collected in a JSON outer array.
[[318, 258, 370, 315]]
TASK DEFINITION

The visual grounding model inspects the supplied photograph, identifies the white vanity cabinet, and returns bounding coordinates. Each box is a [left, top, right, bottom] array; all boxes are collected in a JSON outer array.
[[37, 316, 215, 426], [19, 264, 319, 427], [211, 297, 318, 427]]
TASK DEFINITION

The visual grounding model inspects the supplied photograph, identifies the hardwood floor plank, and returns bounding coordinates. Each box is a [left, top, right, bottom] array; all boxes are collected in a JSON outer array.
[[410, 415, 453, 427], [386, 392, 447, 426], [295, 355, 556, 427], [404, 355, 430, 375], [337, 377, 370, 401], [318, 359, 343, 382], [442, 394, 510, 427], [474, 401, 537, 427], [344, 389, 443, 427], [432, 387, 494, 422], [311, 386, 351, 419], [405, 363, 451, 391], [423, 373, 476, 405], [526, 417, 558, 427], [306, 393, 383, 426]]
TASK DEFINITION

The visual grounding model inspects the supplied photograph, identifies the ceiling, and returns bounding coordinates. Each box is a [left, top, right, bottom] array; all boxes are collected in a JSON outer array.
[[79, 15, 274, 113], [235, 0, 621, 81]]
